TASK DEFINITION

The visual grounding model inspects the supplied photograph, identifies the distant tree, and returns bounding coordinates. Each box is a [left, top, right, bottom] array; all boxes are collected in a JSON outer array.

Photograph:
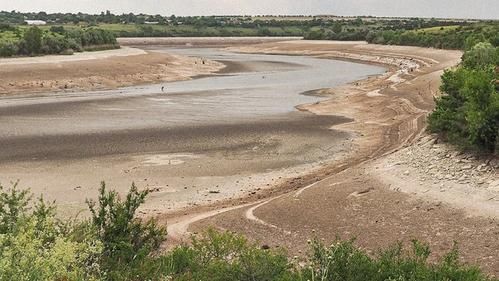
[[23, 26, 42, 55], [332, 22, 343, 34], [49, 25, 65, 34]]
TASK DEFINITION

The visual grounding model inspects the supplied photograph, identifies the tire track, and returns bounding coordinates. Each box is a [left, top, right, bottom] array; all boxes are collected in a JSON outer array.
[[165, 46, 454, 242]]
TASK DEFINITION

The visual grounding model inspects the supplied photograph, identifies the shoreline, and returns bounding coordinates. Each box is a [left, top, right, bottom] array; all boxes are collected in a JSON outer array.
[[3, 39, 498, 273], [165, 41, 499, 275], [162, 41, 449, 228], [155, 41, 499, 276], [0, 45, 373, 220], [0, 46, 225, 96]]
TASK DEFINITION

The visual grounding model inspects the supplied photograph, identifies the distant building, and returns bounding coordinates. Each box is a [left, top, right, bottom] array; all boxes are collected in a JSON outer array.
[[144, 21, 159, 25], [25, 20, 47, 25]]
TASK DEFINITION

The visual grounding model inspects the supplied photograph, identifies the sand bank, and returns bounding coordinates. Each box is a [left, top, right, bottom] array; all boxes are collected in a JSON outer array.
[[0, 46, 224, 95]]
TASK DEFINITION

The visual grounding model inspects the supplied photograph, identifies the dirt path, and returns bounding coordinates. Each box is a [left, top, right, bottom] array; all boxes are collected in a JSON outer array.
[[162, 41, 499, 276]]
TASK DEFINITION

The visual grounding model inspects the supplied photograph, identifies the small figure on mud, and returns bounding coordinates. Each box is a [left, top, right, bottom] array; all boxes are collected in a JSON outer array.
[[161, 86, 165, 92]]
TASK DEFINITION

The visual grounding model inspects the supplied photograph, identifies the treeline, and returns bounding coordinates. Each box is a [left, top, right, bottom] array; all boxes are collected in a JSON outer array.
[[429, 43, 499, 152], [366, 23, 499, 50], [0, 26, 118, 57], [114, 25, 304, 38], [0, 10, 169, 25], [0, 182, 496, 281], [1, 10, 469, 29], [305, 21, 499, 50]]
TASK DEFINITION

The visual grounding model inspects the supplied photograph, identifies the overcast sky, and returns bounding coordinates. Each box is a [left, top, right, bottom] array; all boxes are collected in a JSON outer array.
[[1, 0, 497, 19]]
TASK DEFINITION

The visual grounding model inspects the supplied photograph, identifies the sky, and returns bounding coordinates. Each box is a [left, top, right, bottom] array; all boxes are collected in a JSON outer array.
[[1, 0, 498, 19]]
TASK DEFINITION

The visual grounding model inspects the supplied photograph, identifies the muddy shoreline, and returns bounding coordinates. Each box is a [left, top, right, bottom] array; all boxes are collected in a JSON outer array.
[[157, 42, 499, 276], [2, 40, 497, 275], [1, 46, 383, 219], [0, 47, 225, 96]]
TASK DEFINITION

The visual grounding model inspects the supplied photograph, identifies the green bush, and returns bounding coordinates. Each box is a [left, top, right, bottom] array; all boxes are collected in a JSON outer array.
[[164, 229, 295, 281], [86, 182, 167, 280], [0, 41, 18, 57], [0, 26, 118, 57], [462, 42, 499, 69], [41, 33, 69, 54], [429, 43, 498, 152], [302, 239, 495, 281], [0, 183, 103, 281], [0, 183, 496, 281]]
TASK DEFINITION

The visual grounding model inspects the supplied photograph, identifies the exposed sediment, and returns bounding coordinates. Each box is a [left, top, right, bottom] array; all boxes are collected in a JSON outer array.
[[163, 41, 499, 276], [0, 46, 224, 95]]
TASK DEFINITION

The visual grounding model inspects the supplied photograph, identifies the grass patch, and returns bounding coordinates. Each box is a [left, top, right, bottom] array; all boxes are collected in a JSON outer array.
[[418, 25, 461, 33]]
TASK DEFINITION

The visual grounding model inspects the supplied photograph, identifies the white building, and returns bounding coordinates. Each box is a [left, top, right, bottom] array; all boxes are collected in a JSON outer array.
[[25, 20, 47, 26]]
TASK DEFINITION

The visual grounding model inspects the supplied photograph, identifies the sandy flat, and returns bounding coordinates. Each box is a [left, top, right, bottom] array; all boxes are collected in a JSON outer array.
[[0, 47, 224, 95], [0, 47, 146, 66]]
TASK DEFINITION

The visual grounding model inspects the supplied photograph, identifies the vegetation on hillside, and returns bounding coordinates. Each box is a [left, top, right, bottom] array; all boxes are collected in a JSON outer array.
[[364, 22, 499, 50], [0, 182, 496, 281], [303, 21, 499, 50], [0, 25, 118, 57], [3, 10, 498, 50], [428, 43, 499, 152]]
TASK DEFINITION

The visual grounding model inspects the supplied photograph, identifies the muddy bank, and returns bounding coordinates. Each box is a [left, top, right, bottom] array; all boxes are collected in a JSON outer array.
[[0, 47, 384, 218], [0, 47, 224, 96], [160, 41, 499, 276], [0, 112, 352, 217]]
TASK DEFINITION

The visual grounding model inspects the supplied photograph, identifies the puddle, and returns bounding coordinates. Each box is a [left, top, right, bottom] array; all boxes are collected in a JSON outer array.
[[139, 153, 203, 166]]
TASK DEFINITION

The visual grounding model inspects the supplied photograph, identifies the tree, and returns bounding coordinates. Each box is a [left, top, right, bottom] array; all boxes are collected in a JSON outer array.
[[49, 25, 65, 34], [429, 48, 499, 152], [332, 21, 343, 34], [23, 26, 42, 55], [462, 42, 499, 69]]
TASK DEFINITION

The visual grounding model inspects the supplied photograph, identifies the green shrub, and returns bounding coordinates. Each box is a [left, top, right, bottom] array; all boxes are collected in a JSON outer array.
[[429, 43, 498, 152], [462, 42, 499, 69], [302, 239, 495, 281], [0, 27, 118, 57], [0, 182, 497, 280], [23, 26, 42, 55], [41, 33, 69, 54], [0, 41, 18, 57], [86, 182, 167, 280], [49, 25, 65, 34], [0, 183, 103, 281], [164, 229, 296, 281]]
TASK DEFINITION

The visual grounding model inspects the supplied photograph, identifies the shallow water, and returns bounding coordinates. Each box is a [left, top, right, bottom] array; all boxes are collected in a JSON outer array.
[[0, 47, 387, 213], [0, 48, 385, 138]]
